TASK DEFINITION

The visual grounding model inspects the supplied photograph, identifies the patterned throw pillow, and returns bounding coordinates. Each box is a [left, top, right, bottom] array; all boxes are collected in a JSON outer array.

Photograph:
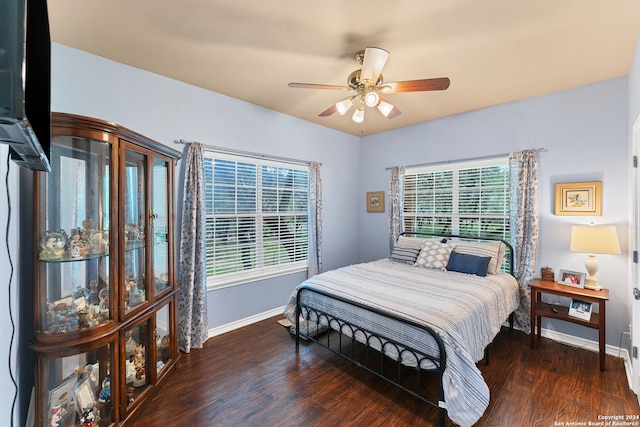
[[389, 236, 425, 264], [390, 245, 421, 264], [415, 240, 455, 270]]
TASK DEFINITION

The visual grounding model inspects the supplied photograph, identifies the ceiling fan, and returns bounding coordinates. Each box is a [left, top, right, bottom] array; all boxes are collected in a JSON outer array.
[[288, 47, 450, 123]]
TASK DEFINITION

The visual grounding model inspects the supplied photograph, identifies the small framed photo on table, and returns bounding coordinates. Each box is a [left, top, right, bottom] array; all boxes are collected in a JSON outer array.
[[557, 269, 585, 289], [569, 299, 593, 321]]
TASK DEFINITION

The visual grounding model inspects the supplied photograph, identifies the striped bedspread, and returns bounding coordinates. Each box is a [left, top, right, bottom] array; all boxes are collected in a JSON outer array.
[[284, 259, 519, 427]]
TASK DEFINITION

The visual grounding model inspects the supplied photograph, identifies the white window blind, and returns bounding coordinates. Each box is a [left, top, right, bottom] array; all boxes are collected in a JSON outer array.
[[204, 152, 309, 286], [403, 158, 510, 241]]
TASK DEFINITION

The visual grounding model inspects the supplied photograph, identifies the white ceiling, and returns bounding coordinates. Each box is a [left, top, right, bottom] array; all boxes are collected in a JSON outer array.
[[48, 0, 640, 136]]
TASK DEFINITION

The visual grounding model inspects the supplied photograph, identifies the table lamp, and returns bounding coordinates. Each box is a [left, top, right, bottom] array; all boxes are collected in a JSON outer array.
[[569, 223, 621, 291]]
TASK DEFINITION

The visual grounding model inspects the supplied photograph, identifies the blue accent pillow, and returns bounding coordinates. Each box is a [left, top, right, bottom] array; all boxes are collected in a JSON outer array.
[[446, 251, 491, 277]]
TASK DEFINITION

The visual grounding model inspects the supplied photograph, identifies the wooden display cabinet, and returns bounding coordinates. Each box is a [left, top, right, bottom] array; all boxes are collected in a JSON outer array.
[[33, 113, 182, 426]]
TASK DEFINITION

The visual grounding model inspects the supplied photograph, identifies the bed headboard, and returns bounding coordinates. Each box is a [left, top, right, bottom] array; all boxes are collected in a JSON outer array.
[[399, 232, 515, 277]]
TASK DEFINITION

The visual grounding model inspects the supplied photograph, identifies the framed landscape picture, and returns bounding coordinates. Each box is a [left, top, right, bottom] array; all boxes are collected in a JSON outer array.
[[367, 191, 384, 213], [554, 181, 602, 216]]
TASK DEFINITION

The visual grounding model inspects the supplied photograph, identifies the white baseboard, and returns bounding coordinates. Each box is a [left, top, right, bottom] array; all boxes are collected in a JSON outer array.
[[540, 327, 634, 389], [207, 306, 285, 338], [540, 327, 628, 359]]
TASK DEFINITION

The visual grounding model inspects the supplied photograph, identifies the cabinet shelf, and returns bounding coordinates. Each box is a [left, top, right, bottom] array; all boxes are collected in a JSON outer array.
[[533, 301, 600, 329], [39, 252, 110, 263], [125, 241, 145, 251]]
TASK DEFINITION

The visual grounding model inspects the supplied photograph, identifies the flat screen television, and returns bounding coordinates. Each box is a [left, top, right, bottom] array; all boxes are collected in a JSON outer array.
[[0, 0, 51, 172]]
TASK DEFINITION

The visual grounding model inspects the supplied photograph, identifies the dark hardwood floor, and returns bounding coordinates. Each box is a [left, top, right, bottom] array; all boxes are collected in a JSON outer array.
[[135, 316, 640, 426]]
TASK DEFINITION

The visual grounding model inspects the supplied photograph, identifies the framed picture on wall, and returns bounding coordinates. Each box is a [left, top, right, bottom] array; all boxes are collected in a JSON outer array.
[[554, 181, 602, 216], [367, 191, 384, 213]]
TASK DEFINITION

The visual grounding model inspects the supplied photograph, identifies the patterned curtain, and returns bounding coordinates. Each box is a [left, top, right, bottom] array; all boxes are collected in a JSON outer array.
[[307, 162, 323, 276], [177, 142, 208, 353], [509, 149, 539, 333], [388, 166, 405, 253]]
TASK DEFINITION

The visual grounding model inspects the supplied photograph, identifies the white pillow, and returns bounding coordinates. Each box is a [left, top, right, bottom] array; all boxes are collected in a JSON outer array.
[[395, 236, 424, 249], [415, 240, 455, 270]]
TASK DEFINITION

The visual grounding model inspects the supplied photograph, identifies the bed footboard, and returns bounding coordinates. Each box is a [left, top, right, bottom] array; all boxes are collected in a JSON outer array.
[[295, 286, 448, 427]]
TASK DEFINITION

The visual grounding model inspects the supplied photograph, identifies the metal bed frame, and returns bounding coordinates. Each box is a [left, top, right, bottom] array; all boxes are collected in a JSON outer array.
[[294, 233, 516, 427]]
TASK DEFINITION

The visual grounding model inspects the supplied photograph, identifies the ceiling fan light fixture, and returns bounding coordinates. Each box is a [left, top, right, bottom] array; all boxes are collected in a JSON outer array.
[[335, 97, 354, 115], [352, 106, 365, 123], [288, 48, 450, 124], [364, 91, 380, 107], [377, 100, 394, 117]]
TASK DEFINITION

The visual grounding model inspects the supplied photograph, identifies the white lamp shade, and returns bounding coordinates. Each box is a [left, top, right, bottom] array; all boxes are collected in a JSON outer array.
[[352, 106, 364, 123], [570, 225, 621, 254], [335, 97, 354, 115], [376, 100, 394, 117]]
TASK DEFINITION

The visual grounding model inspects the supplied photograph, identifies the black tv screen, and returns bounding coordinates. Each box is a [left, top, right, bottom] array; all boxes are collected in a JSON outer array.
[[0, 0, 51, 171], [24, 0, 51, 165]]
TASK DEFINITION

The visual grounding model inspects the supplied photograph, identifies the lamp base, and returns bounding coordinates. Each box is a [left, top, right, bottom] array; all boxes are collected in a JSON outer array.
[[584, 276, 602, 291]]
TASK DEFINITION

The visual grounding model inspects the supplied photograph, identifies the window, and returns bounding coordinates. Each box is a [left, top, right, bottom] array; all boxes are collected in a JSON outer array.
[[204, 152, 309, 287], [403, 158, 510, 241]]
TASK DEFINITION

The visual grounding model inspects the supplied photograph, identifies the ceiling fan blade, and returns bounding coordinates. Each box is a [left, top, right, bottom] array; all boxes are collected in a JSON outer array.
[[288, 82, 350, 91], [319, 104, 338, 117], [383, 77, 450, 93], [378, 95, 402, 119], [360, 47, 389, 87]]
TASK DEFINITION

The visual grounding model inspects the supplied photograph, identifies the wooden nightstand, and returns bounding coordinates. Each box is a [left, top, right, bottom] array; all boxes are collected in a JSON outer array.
[[529, 279, 609, 371]]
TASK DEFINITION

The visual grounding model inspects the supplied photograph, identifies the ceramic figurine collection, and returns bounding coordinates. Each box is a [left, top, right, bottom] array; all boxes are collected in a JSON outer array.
[[39, 219, 113, 261], [124, 276, 146, 310], [45, 284, 110, 334], [40, 219, 149, 334], [124, 332, 147, 388], [48, 362, 106, 427]]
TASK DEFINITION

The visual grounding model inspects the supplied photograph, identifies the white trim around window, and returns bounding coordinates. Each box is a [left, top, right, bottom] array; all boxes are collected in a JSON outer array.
[[203, 151, 310, 289], [206, 261, 308, 291]]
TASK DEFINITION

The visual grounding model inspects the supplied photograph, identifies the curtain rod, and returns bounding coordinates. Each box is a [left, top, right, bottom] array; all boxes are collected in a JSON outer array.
[[385, 148, 545, 170], [178, 139, 320, 166]]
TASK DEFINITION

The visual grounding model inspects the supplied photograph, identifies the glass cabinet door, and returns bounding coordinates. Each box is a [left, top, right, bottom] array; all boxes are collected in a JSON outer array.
[[37, 340, 116, 427], [123, 148, 148, 314], [37, 136, 113, 336], [154, 301, 173, 378], [152, 158, 170, 296]]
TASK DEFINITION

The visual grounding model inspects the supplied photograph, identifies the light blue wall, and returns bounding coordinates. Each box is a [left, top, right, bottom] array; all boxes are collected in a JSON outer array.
[[359, 77, 630, 346], [50, 44, 362, 329]]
